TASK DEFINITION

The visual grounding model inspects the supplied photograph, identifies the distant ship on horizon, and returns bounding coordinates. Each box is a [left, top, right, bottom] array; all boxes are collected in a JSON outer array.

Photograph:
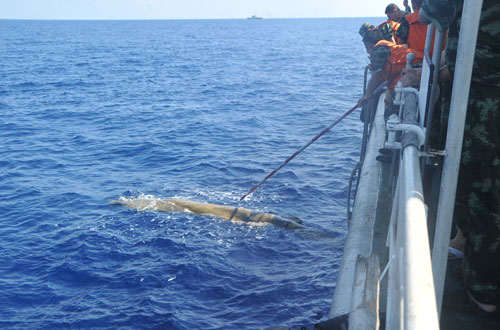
[[247, 15, 263, 20]]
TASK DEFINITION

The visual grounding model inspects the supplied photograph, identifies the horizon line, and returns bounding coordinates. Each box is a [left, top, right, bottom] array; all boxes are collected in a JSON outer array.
[[0, 16, 384, 21]]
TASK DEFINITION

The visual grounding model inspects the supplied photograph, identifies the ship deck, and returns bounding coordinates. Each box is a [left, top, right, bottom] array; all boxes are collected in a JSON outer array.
[[356, 95, 499, 329]]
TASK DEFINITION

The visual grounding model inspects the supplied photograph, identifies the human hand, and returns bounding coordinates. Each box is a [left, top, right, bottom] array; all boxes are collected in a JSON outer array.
[[357, 95, 369, 107], [439, 65, 451, 82], [400, 67, 422, 87]]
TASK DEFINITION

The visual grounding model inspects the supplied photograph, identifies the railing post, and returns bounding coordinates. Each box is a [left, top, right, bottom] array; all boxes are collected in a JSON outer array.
[[385, 179, 401, 330], [423, 30, 445, 131]]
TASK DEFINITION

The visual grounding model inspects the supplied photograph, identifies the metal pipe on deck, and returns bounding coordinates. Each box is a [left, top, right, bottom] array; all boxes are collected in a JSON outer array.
[[401, 145, 439, 330], [385, 92, 439, 330]]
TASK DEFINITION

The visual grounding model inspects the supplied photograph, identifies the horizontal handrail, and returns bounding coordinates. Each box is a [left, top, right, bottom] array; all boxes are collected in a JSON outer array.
[[385, 92, 439, 330]]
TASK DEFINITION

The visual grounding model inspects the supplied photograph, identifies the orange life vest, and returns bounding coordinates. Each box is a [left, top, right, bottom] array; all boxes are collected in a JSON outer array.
[[375, 39, 423, 89], [385, 20, 401, 32], [405, 12, 427, 53], [405, 10, 446, 56], [377, 20, 401, 43]]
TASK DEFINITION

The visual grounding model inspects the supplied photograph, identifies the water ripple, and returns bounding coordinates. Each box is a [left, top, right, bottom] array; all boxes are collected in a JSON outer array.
[[0, 18, 367, 330]]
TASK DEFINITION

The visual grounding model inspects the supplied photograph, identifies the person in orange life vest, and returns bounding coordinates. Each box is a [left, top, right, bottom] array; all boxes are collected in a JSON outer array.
[[383, 2, 411, 43], [357, 27, 423, 113], [396, 0, 446, 56]]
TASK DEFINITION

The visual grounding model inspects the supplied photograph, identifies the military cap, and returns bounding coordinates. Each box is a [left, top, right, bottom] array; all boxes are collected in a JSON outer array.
[[359, 23, 375, 38]]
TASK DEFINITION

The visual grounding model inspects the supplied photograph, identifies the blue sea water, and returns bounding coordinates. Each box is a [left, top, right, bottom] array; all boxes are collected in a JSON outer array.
[[0, 18, 369, 329]]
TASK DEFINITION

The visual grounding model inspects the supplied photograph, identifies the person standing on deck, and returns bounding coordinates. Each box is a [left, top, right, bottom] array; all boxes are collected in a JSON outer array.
[[402, 0, 412, 14], [396, 0, 426, 51], [420, 0, 500, 314], [396, 0, 446, 56]]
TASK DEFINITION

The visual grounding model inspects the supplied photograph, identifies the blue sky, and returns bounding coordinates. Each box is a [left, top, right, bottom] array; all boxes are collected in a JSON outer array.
[[1, 0, 393, 20]]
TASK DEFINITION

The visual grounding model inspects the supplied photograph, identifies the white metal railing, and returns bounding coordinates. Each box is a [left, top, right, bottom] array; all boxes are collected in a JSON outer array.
[[383, 89, 439, 330], [330, 2, 483, 328], [383, 0, 483, 325]]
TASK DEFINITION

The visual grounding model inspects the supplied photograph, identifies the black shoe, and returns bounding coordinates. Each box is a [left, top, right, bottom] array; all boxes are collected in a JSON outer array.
[[376, 154, 392, 163], [378, 148, 393, 155]]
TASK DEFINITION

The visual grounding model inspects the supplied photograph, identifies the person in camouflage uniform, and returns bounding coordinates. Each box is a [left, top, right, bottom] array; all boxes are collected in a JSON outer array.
[[358, 26, 392, 70], [360, 21, 398, 43], [420, 0, 500, 312], [358, 26, 422, 121]]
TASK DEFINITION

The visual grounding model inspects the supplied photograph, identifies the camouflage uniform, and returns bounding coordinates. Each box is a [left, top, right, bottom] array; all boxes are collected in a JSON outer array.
[[368, 46, 392, 74], [377, 22, 398, 41], [358, 23, 392, 76], [360, 22, 397, 43], [379, 4, 411, 41], [421, 0, 500, 305]]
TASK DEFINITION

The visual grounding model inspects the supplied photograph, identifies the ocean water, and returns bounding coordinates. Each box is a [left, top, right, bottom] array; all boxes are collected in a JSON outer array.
[[0, 18, 369, 329]]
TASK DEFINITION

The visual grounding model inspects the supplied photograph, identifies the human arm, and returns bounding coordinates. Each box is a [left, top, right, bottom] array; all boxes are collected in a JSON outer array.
[[396, 17, 410, 44], [439, 50, 451, 81], [419, 0, 460, 31], [376, 22, 396, 42], [418, 10, 431, 25], [357, 45, 391, 105], [358, 71, 383, 106], [400, 67, 422, 87], [399, 51, 450, 87]]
